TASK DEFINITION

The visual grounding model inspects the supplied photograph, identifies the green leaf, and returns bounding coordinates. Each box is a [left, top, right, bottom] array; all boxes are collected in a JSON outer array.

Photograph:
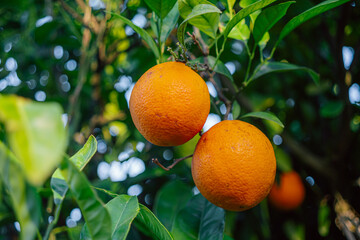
[[60, 159, 112, 240], [241, 111, 284, 128], [223, 235, 234, 240], [284, 221, 305, 240], [0, 142, 41, 240], [0, 94, 67, 185], [69, 135, 97, 171], [144, 0, 177, 19], [190, 56, 233, 81], [134, 204, 174, 240], [172, 194, 225, 240], [153, 180, 193, 231], [248, 61, 320, 85], [274, 0, 351, 49], [228, 19, 250, 41], [320, 101, 344, 118], [318, 199, 331, 237], [274, 147, 292, 172], [160, 2, 180, 43], [239, 0, 258, 8], [107, 195, 140, 240], [232, 101, 241, 119], [51, 135, 97, 205], [178, 0, 221, 42], [223, 0, 278, 41], [108, 12, 160, 59], [253, 1, 295, 46], [227, 0, 236, 10], [81, 195, 140, 240]]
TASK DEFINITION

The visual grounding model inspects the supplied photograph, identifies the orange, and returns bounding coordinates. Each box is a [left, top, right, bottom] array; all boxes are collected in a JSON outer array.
[[192, 120, 276, 211], [268, 171, 305, 210], [129, 62, 210, 146]]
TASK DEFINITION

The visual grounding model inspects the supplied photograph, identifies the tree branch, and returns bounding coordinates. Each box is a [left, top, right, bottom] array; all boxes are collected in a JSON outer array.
[[58, 0, 99, 33], [152, 154, 193, 171]]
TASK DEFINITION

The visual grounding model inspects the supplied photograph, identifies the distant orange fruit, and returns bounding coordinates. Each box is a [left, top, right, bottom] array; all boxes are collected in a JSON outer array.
[[192, 120, 276, 211], [268, 171, 305, 210], [129, 62, 210, 146]]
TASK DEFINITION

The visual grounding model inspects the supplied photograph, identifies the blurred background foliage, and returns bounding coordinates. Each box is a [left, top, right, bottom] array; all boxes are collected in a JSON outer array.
[[0, 0, 360, 239]]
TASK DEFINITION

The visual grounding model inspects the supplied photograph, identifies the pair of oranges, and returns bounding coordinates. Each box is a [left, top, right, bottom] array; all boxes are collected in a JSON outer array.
[[129, 62, 304, 211]]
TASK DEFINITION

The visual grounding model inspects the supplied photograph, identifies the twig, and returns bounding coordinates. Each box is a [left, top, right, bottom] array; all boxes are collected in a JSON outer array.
[[152, 154, 193, 171], [193, 27, 209, 55], [189, 29, 232, 119], [74, 0, 100, 32], [187, 31, 205, 55], [58, 0, 90, 28], [57, 0, 99, 33], [67, 4, 93, 125], [208, 72, 232, 120], [176, 42, 188, 63]]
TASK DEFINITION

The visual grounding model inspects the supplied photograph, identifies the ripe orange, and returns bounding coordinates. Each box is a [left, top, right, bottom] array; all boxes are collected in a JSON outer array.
[[129, 62, 210, 146], [268, 171, 305, 210], [192, 120, 276, 211]]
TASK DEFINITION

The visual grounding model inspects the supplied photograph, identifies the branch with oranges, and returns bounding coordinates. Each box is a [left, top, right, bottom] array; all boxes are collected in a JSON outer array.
[[129, 49, 276, 211]]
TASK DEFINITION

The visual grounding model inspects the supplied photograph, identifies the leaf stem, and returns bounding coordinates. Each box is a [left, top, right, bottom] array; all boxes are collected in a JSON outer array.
[[43, 201, 63, 240], [244, 45, 257, 85], [158, 16, 163, 63], [215, 35, 219, 56]]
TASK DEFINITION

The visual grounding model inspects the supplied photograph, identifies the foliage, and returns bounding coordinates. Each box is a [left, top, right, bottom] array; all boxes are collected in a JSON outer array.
[[0, 0, 359, 239]]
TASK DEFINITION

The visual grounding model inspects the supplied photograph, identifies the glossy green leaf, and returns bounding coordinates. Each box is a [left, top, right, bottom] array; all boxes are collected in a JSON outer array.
[[190, 56, 233, 81], [81, 195, 140, 240], [320, 101, 344, 118], [223, 0, 278, 40], [153, 180, 193, 231], [134, 204, 173, 240], [144, 0, 177, 19], [248, 61, 319, 85], [241, 111, 284, 128], [232, 101, 241, 119], [0, 142, 41, 240], [178, 0, 221, 42], [258, 32, 270, 50], [0, 94, 67, 185], [60, 159, 111, 240], [160, 2, 180, 43], [69, 135, 97, 171], [274, 0, 351, 48], [239, 0, 258, 8], [172, 194, 225, 240], [238, 0, 262, 25], [109, 12, 160, 59], [253, 1, 295, 45], [108, 195, 140, 240], [68, 226, 83, 240], [51, 135, 97, 205], [228, 19, 250, 41]]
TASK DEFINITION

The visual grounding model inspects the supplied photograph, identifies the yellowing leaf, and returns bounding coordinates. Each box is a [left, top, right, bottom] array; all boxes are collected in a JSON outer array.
[[0, 94, 67, 185]]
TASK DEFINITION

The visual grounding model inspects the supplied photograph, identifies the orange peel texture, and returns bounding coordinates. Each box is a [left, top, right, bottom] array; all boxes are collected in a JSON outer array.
[[129, 62, 210, 146], [192, 120, 276, 211]]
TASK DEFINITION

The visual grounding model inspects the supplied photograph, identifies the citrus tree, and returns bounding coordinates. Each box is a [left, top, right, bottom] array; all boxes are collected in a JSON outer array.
[[0, 0, 359, 239]]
